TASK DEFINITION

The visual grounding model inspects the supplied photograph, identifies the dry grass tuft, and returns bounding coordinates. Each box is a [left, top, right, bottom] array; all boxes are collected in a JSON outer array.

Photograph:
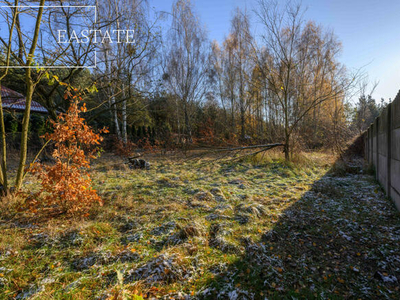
[[0, 192, 25, 219]]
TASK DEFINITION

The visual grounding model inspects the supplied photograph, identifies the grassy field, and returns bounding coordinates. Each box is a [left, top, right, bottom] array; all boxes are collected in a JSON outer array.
[[0, 152, 399, 299]]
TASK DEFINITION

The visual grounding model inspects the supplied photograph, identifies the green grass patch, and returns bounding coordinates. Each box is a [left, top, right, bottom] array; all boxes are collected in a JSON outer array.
[[0, 152, 399, 299]]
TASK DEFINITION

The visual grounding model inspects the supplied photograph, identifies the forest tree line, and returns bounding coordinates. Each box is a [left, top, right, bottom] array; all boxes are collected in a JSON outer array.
[[0, 0, 386, 159]]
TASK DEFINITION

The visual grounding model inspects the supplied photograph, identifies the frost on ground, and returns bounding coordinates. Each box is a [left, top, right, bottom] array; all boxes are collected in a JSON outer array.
[[0, 153, 399, 299]]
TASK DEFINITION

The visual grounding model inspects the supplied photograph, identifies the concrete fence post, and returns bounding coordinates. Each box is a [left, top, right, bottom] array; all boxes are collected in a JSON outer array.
[[375, 117, 379, 181], [370, 125, 374, 164], [369, 127, 373, 164], [365, 130, 369, 162], [387, 103, 392, 196]]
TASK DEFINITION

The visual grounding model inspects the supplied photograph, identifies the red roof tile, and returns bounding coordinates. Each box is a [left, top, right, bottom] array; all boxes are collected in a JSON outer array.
[[1, 86, 48, 113]]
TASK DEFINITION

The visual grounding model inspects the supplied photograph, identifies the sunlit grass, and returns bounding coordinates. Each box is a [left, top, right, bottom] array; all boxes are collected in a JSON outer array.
[[0, 152, 399, 299]]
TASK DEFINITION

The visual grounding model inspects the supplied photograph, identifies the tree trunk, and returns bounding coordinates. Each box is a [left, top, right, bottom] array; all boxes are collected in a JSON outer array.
[[104, 48, 121, 140], [0, 83, 8, 190], [230, 95, 235, 135], [111, 93, 121, 140], [0, 2, 19, 192], [15, 0, 45, 190], [284, 89, 290, 161], [122, 83, 127, 143], [15, 77, 34, 189], [184, 100, 192, 143], [239, 79, 245, 141], [284, 134, 290, 161], [240, 102, 245, 141]]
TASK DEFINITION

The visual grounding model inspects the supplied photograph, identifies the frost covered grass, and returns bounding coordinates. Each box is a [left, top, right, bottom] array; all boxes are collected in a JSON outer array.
[[0, 152, 399, 299]]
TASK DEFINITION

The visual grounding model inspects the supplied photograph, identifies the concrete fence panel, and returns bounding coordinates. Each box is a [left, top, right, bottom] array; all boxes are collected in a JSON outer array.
[[390, 96, 400, 210], [364, 90, 400, 211], [378, 106, 389, 191]]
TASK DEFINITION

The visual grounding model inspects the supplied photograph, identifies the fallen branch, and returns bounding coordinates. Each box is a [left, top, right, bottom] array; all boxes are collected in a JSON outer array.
[[208, 143, 284, 153], [229, 146, 281, 162], [185, 143, 285, 162]]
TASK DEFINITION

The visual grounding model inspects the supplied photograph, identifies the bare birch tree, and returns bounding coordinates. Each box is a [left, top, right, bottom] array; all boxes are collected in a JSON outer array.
[[94, 0, 159, 142], [163, 0, 209, 144]]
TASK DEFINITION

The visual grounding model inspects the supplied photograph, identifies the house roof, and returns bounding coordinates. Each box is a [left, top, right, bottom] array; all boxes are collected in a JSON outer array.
[[1, 85, 48, 114]]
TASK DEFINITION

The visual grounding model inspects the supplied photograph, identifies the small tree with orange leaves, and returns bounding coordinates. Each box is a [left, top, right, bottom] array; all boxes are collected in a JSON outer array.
[[30, 89, 107, 214]]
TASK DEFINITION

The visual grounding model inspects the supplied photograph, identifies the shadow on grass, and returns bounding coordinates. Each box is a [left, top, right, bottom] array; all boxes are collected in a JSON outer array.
[[198, 158, 400, 299]]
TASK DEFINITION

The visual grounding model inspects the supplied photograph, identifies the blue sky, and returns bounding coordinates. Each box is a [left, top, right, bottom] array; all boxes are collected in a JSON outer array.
[[151, 0, 400, 103]]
